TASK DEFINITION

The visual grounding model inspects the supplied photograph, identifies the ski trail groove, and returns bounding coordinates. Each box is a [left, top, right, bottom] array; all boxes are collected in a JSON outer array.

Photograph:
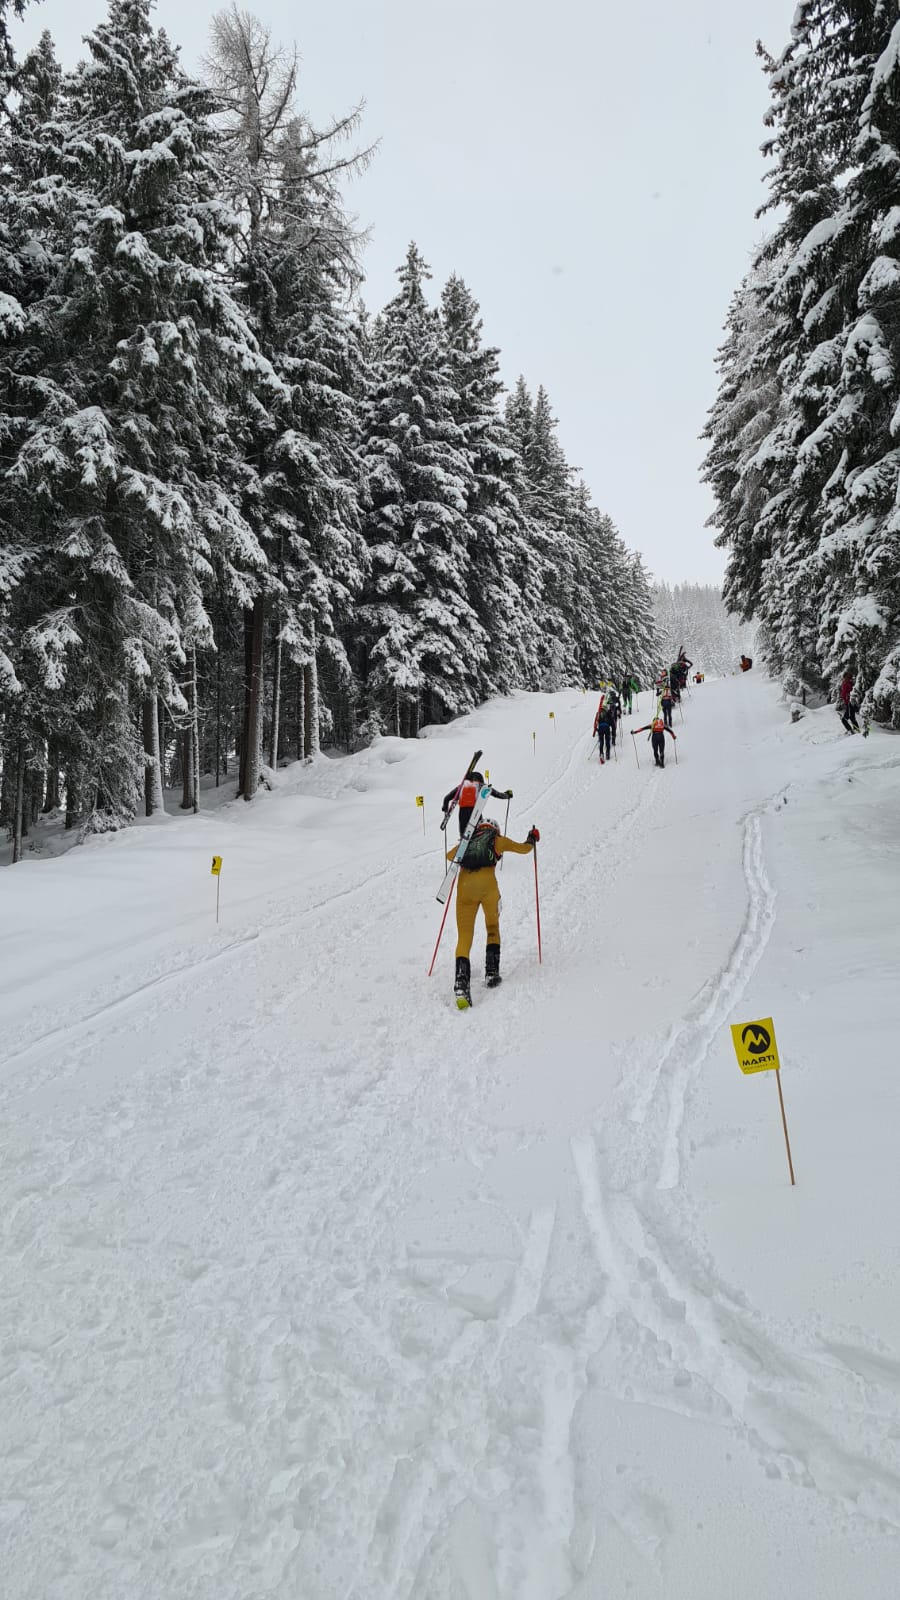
[[568, 796, 900, 1533]]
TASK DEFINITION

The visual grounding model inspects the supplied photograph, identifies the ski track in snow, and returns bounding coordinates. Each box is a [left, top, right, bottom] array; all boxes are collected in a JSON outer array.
[[3, 686, 900, 1598]]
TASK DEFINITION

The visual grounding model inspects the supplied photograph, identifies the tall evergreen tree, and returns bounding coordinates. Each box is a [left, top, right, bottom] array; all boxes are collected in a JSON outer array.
[[0, 0, 270, 829], [439, 274, 540, 695], [205, 4, 369, 785], [359, 244, 487, 735]]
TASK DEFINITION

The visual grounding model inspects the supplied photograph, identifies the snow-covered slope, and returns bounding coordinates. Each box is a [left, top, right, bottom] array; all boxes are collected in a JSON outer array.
[[3, 676, 900, 1599]]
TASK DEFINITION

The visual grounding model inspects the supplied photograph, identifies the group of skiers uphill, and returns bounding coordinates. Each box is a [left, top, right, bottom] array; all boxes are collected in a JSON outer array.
[[436, 656, 693, 1009], [593, 654, 691, 769]]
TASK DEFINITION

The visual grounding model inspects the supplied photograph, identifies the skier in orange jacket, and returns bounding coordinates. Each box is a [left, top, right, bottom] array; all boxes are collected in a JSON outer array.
[[633, 716, 677, 768]]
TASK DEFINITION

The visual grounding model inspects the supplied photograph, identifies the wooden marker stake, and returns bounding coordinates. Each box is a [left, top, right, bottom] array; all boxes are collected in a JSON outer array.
[[775, 1068, 796, 1186]]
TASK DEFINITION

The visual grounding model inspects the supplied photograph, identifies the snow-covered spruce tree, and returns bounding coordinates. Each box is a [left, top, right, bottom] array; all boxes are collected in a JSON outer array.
[[565, 488, 623, 684], [439, 273, 541, 697], [205, 4, 369, 782], [701, 260, 785, 630], [359, 243, 487, 736], [518, 384, 580, 688], [0, 0, 278, 832], [705, 3, 886, 695], [0, 0, 38, 94], [808, 15, 900, 724], [599, 541, 657, 685], [503, 375, 656, 690]]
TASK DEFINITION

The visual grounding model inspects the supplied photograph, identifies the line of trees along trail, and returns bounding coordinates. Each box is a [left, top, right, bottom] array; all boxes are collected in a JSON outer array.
[[704, 4, 900, 725], [0, 1, 657, 859]]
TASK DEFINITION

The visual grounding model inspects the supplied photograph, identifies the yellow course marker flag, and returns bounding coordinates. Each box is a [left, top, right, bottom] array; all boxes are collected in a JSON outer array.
[[731, 1017, 780, 1075], [211, 855, 223, 876], [415, 796, 424, 807]]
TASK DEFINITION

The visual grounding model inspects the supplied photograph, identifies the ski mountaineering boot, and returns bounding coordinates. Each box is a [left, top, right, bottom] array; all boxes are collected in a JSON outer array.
[[454, 956, 472, 1010], [485, 943, 502, 989]]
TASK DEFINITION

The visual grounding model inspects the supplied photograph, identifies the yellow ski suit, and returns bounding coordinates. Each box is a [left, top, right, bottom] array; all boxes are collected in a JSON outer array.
[[448, 834, 534, 958]]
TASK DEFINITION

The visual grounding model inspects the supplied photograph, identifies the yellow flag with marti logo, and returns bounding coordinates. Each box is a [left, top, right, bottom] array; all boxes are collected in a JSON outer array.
[[730, 1017, 780, 1075]]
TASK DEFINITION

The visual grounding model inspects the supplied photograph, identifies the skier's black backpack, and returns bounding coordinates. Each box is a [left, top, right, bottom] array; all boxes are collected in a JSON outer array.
[[460, 821, 499, 870]]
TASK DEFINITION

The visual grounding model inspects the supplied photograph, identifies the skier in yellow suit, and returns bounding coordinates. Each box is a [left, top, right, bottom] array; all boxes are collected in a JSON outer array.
[[448, 819, 539, 1007]]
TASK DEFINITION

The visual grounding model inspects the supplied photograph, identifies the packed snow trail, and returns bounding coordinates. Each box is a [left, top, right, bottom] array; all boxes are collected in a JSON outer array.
[[2, 677, 900, 1599]]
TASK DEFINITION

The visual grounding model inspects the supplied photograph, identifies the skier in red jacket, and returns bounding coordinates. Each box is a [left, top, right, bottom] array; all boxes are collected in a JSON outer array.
[[838, 673, 860, 732]]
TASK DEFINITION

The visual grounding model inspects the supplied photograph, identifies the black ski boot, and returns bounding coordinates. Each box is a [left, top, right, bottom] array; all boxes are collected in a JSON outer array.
[[454, 956, 472, 1010], [485, 943, 502, 989]]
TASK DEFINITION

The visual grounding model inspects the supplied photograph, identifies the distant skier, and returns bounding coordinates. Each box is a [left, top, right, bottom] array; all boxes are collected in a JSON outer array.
[[838, 673, 860, 733], [620, 676, 637, 714], [607, 687, 621, 745], [447, 820, 540, 1006], [593, 697, 613, 763], [442, 771, 512, 835], [660, 686, 675, 729], [633, 715, 677, 768]]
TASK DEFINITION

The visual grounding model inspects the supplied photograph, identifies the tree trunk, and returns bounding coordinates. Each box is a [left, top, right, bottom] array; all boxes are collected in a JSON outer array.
[[243, 595, 265, 801], [191, 647, 200, 815], [142, 693, 164, 816], [43, 743, 60, 812], [238, 605, 254, 796], [180, 725, 193, 810], [64, 773, 77, 831], [296, 666, 305, 759], [215, 641, 222, 787], [269, 623, 282, 769], [303, 631, 319, 760], [11, 740, 24, 864]]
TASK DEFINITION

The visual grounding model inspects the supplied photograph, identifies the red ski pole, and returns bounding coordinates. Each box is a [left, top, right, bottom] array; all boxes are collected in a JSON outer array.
[[428, 872, 457, 976], [533, 837, 542, 964], [498, 793, 511, 873]]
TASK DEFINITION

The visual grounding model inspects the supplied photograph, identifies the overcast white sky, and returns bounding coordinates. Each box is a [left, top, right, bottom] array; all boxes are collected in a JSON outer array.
[[14, 0, 794, 583]]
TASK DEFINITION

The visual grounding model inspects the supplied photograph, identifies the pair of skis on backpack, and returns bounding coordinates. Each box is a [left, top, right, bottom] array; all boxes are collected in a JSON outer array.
[[437, 749, 490, 903]]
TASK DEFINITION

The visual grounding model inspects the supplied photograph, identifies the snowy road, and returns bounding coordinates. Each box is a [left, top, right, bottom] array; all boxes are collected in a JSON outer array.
[[3, 675, 900, 1598]]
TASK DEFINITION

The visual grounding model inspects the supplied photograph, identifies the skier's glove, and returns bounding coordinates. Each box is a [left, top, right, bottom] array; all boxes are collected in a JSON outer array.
[[497, 788, 513, 799], [527, 827, 540, 843]]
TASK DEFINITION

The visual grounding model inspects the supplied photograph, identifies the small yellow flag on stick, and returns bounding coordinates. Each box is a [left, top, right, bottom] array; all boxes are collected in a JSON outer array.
[[211, 855, 223, 924], [730, 1016, 795, 1185], [415, 795, 425, 834], [549, 711, 556, 731]]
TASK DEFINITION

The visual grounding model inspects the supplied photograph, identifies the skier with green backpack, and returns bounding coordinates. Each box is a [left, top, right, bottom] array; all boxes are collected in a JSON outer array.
[[446, 817, 540, 1007]]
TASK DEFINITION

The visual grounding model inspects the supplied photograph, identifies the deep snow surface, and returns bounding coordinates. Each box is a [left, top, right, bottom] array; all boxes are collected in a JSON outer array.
[[2, 675, 900, 1599]]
